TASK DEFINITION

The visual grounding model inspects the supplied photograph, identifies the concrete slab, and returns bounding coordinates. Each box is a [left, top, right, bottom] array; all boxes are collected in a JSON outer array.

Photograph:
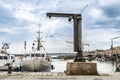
[[65, 62, 98, 75], [0, 72, 120, 80]]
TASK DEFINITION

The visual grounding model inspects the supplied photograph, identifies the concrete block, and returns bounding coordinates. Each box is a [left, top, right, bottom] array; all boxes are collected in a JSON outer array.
[[65, 62, 98, 75]]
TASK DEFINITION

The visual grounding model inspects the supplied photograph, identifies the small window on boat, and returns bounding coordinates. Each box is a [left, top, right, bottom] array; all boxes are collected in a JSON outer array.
[[11, 56, 14, 59], [31, 54, 35, 57], [4, 56, 8, 60], [0, 56, 3, 59], [36, 54, 40, 57], [41, 54, 44, 57]]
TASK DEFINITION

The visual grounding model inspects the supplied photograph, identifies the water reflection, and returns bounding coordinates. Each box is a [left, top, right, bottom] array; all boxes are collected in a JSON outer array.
[[92, 60, 116, 73], [51, 59, 73, 72], [51, 59, 117, 73]]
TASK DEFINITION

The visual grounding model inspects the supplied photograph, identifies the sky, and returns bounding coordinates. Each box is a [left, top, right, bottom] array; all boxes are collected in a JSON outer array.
[[0, 0, 120, 54]]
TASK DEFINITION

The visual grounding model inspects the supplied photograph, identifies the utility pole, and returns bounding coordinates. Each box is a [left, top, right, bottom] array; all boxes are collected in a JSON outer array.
[[111, 36, 120, 53], [111, 36, 120, 71], [47, 13, 85, 62]]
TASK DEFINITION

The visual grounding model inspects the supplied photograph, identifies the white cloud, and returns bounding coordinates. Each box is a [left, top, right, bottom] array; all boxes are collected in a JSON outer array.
[[0, 0, 120, 53], [44, 36, 73, 53], [88, 8, 103, 19], [0, 1, 34, 11], [83, 28, 119, 50], [12, 3, 38, 23], [99, 0, 120, 6], [14, 10, 38, 22], [116, 16, 120, 20], [0, 1, 12, 10], [0, 1, 39, 23], [0, 28, 17, 34]]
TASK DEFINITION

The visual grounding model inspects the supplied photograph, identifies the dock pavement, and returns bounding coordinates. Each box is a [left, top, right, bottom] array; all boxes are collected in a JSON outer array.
[[0, 72, 120, 80]]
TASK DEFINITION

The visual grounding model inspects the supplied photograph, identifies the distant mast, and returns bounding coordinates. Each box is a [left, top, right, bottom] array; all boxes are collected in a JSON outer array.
[[24, 41, 27, 57], [37, 24, 42, 51], [1, 42, 10, 53]]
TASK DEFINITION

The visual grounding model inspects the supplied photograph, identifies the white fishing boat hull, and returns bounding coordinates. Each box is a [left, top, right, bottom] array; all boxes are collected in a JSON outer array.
[[21, 57, 51, 72], [0, 66, 8, 71]]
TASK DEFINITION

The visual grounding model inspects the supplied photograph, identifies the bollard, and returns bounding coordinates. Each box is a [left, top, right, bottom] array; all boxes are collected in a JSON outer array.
[[51, 65, 55, 70], [8, 63, 12, 74]]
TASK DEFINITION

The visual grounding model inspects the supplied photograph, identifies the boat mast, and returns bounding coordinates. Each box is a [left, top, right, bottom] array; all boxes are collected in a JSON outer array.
[[36, 24, 47, 55], [37, 24, 41, 51], [24, 41, 27, 57]]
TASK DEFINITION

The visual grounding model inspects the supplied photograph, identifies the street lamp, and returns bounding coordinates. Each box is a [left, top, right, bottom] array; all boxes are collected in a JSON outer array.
[[111, 36, 120, 51], [111, 36, 120, 71]]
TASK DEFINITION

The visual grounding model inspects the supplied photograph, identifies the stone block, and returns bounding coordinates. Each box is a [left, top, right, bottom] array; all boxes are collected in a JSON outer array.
[[65, 62, 97, 75]]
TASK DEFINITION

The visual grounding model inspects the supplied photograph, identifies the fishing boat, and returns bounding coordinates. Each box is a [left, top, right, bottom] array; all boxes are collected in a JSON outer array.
[[21, 27, 53, 72], [0, 43, 15, 71]]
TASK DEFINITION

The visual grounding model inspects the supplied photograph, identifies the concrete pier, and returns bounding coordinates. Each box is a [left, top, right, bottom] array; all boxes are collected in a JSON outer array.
[[0, 72, 120, 80], [65, 62, 97, 75]]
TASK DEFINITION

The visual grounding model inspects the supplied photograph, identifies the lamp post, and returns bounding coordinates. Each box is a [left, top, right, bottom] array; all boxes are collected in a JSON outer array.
[[111, 36, 120, 53], [111, 36, 120, 71]]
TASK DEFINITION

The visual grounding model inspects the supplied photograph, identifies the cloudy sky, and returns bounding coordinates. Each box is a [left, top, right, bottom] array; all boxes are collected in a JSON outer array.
[[0, 0, 120, 54]]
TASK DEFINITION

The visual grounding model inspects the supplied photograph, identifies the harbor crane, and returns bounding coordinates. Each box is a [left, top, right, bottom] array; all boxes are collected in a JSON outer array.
[[47, 13, 85, 62]]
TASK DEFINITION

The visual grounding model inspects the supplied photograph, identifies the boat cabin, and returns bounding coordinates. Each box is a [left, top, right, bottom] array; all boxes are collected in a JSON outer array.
[[0, 54, 8, 60], [0, 54, 15, 62]]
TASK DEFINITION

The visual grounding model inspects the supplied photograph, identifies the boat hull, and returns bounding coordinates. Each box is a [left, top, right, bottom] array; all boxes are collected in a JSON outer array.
[[21, 57, 51, 72], [0, 66, 8, 71]]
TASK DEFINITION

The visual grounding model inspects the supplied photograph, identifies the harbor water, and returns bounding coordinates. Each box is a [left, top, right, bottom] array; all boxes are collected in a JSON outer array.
[[12, 58, 117, 74], [0, 59, 119, 80], [51, 59, 116, 74]]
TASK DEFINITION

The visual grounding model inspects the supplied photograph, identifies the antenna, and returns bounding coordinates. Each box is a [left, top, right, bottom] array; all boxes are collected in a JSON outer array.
[[37, 23, 41, 40], [44, 30, 50, 42], [80, 4, 88, 13], [24, 41, 27, 57]]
